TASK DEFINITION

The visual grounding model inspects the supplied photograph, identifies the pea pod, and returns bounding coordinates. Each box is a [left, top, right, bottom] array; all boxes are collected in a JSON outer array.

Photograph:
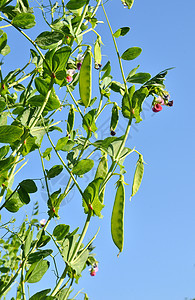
[[111, 177, 125, 255], [94, 36, 102, 66], [130, 154, 144, 200], [79, 48, 92, 108], [110, 102, 119, 132], [67, 104, 75, 134], [95, 153, 108, 203]]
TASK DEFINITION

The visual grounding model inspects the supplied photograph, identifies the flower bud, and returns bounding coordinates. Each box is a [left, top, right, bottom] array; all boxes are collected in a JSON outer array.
[[40, 219, 47, 227], [66, 75, 73, 83], [110, 130, 116, 136], [167, 100, 173, 107], [77, 62, 82, 70]]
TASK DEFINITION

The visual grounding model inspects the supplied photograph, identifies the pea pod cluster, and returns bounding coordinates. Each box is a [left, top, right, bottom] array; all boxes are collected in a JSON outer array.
[[111, 176, 125, 255], [79, 47, 92, 108]]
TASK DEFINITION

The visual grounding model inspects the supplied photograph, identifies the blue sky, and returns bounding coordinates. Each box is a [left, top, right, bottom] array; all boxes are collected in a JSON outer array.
[[2, 0, 195, 299]]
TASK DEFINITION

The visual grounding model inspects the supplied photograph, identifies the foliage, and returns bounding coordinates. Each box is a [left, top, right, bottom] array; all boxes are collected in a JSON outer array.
[[0, 0, 172, 298]]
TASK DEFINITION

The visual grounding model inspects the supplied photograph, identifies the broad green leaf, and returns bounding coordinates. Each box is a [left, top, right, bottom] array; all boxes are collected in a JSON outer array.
[[121, 86, 135, 119], [5, 189, 24, 212], [70, 249, 89, 275], [72, 159, 94, 175], [82, 178, 104, 217], [35, 31, 64, 50], [0, 125, 23, 143], [101, 61, 111, 80], [110, 81, 125, 94], [82, 109, 97, 137], [126, 72, 151, 84], [132, 87, 149, 123], [29, 289, 51, 300], [121, 47, 142, 60], [12, 13, 36, 29], [52, 46, 71, 73], [28, 250, 53, 264], [53, 224, 70, 240], [19, 179, 37, 193], [18, 186, 30, 204], [37, 235, 51, 248], [111, 178, 125, 254], [66, 0, 87, 10], [55, 288, 70, 300], [0, 155, 15, 172], [0, 44, 10, 56], [42, 147, 52, 161], [46, 165, 63, 179], [113, 27, 130, 38], [130, 154, 144, 199], [28, 94, 60, 111], [79, 50, 92, 108], [122, 0, 134, 9], [55, 136, 69, 151], [0, 145, 9, 159], [25, 260, 50, 283]]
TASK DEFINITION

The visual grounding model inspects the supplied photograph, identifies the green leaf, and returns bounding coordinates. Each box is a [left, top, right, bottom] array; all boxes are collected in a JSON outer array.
[[132, 87, 149, 123], [0, 145, 9, 159], [29, 289, 51, 300], [28, 94, 60, 111], [66, 0, 88, 10], [82, 109, 97, 137], [113, 27, 130, 38], [121, 47, 142, 60], [23, 230, 33, 257], [121, 86, 135, 119], [111, 178, 125, 254], [18, 186, 30, 204], [28, 250, 53, 264], [0, 44, 10, 56], [55, 136, 69, 151], [4, 189, 24, 212], [72, 159, 94, 176], [126, 72, 151, 84], [52, 46, 71, 73], [110, 81, 125, 94], [55, 288, 70, 300], [35, 31, 64, 50], [53, 224, 70, 240], [122, 0, 134, 9], [25, 260, 50, 283], [101, 61, 111, 80], [12, 13, 36, 29], [42, 147, 52, 161], [0, 125, 23, 143], [0, 30, 7, 52], [82, 178, 104, 217], [19, 179, 37, 193], [70, 249, 89, 275], [46, 165, 63, 179], [130, 154, 144, 199]]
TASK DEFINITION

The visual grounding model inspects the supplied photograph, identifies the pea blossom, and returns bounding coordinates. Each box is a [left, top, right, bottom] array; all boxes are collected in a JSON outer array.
[[152, 103, 163, 112], [40, 219, 47, 227], [77, 53, 84, 70], [66, 69, 76, 83], [90, 263, 98, 276]]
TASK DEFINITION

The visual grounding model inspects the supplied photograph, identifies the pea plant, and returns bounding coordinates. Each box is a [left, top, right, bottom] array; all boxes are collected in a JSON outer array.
[[0, 0, 173, 299]]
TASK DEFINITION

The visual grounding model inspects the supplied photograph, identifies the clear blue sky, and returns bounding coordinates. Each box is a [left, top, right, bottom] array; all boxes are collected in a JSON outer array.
[[2, 0, 195, 299]]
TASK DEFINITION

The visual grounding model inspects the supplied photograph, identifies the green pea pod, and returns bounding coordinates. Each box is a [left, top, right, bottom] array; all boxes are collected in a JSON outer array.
[[130, 154, 144, 200], [110, 102, 119, 132], [94, 36, 102, 66], [95, 153, 108, 203], [79, 48, 92, 108], [111, 177, 125, 255], [67, 104, 75, 134]]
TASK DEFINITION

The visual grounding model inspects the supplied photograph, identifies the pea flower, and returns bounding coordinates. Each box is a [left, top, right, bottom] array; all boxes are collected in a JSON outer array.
[[90, 263, 98, 276], [156, 96, 165, 105], [167, 100, 173, 106], [40, 219, 47, 227], [66, 69, 76, 83], [77, 53, 84, 70], [152, 103, 163, 112]]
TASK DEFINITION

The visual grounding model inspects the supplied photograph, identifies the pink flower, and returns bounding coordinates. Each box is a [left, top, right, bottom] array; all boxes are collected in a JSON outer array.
[[66, 75, 73, 83], [40, 219, 47, 227], [90, 270, 96, 276], [90, 263, 98, 276], [152, 103, 162, 112], [156, 96, 164, 105]]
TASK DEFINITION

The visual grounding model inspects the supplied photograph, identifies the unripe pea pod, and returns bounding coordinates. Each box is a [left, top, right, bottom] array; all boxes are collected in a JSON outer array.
[[110, 102, 119, 134], [130, 154, 144, 200], [111, 176, 125, 255], [67, 104, 75, 135], [95, 153, 108, 203], [79, 47, 92, 108], [94, 36, 102, 67]]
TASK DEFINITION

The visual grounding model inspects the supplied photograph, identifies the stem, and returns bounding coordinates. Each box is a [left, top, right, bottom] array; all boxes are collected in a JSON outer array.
[[66, 85, 84, 118], [21, 264, 26, 300], [84, 0, 101, 25], [51, 266, 68, 296], [74, 1, 89, 37], [38, 148, 51, 200]]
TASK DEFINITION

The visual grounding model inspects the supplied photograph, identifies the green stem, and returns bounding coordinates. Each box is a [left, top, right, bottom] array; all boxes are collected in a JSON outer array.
[[51, 266, 68, 296], [74, 1, 89, 37], [38, 148, 51, 200], [21, 264, 26, 300], [66, 85, 84, 118], [84, 0, 101, 25]]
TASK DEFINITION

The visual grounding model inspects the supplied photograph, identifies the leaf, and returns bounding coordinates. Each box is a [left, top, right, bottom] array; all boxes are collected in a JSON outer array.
[[111, 178, 125, 254], [70, 249, 89, 275], [28, 94, 60, 111], [130, 155, 144, 199], [28, 250, 53, 264], [101, 61, 111, 80], [0, 145, 9, 159], [110, 81, 125, 94], [122, 0, 134, 9], [4, 189, 24, 212], [121, 47, 142, 60], [0, 125, 23, 143], [19, 179, 37, 193], [18, 186, 30, 204], [82, 109, 97, 137], [23, 230, 33, 257], [35, 31, 64, 50], [126, 72, 151, 84], [29, 289, 51, 300], [82, 178, 104, 217], [25, 260, 50, 283], [131, 87, 149, 123], [66, 0, 88, 10], [72, 159, 94, 176], [0, 30, 7, 52], [121, 86, 135, 119], [0, 44, 10, 56], [53, 224, 70, 240], [55, 136, 69, 151], [12, 13, 36, 29], [113, 27, 130, 38], [46, 165, 63, 179], [52, 46, 71, 73], [42, 147, 52, 161], [55, 288, 70, 300]]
